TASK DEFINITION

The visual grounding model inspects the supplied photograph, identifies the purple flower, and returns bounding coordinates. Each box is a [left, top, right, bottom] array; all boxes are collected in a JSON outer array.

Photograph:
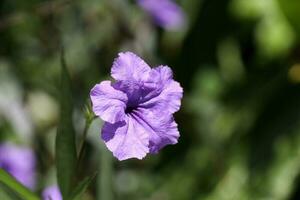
[[90, 52, 183, 160], [0, 143, 36, 189], [138, 0, 186, 30], [42, 185, 62, 200]]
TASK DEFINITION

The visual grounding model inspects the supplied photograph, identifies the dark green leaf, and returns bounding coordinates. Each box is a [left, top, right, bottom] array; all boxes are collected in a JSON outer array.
[[0, 169, 39, 200], [67, 173, 97, 200], [56, 49, 77, 199]]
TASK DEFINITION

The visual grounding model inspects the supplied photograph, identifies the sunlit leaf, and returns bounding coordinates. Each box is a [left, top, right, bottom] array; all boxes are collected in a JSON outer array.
[[277, 0, 300, 35]]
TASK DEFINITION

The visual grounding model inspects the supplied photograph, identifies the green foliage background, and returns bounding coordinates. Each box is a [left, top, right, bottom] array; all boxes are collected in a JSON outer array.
[[1, 0, 300, 199]]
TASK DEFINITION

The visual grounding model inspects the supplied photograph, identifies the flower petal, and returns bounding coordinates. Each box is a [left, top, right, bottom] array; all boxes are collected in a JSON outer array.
[[131, 108, 179, 154], [90, 81, 127, 124], [140, 66, 183, 114], [101, 117, 150, 161], [111, 52, 151, 82], [113, 80, 142, 107]]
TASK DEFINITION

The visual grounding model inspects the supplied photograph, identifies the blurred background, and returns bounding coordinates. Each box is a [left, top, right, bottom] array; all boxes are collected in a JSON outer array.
[[1, 0, 300, 199]]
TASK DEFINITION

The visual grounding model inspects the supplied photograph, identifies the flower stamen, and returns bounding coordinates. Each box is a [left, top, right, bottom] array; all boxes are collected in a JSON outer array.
[[125, 106, 137, 114]]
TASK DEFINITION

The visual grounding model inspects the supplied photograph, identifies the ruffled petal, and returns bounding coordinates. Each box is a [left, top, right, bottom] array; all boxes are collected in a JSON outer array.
[[139, 66, 183, 114], [130, 108, 179, 154], [111, 52, 151, 82], [101, 117, 150, 161], [90, 81, 127, 124]]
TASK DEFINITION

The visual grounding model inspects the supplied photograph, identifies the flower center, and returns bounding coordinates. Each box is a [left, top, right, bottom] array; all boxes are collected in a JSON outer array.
[[125, 106, 137, 114], [0, 163, 11, 171]]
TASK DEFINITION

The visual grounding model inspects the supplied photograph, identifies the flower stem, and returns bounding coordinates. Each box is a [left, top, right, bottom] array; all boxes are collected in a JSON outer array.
[[77, 103, 96, 167], [78, 121, 90, 158]]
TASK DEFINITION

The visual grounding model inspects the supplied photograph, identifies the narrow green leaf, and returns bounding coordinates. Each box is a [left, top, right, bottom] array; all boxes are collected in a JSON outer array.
[[68, 173, 97, 200], [56, 49, 77, 199], [0, 183, 14, 200], [0, 169, 39, 200], [0, 182, 24, 200]]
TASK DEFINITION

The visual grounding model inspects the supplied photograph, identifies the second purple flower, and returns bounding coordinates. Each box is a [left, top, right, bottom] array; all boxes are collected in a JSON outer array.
[[0, 143, 36, 189], [138, 0, 186, 30], [90, 52, 183, 160]]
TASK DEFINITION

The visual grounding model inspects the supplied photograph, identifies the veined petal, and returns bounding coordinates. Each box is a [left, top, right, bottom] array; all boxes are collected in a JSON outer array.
[[90, 81, 127, 124], [131, 108, 179, 154], [113, 80, 142, 107], [111, 52, 151, 82], [101, 117, 150, 161], [140, 66, 183, 114]]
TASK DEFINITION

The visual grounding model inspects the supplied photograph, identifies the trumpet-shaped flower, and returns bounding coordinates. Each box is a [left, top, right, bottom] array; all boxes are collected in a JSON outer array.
[[90, 52, 183, 160]]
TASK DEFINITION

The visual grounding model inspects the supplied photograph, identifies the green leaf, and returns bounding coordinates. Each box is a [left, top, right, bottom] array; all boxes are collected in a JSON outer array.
[[0, 183, 14, 200], [68, 173, 97, 200], [277, 0, 300, 35], [56, 49, 77, 199], [0, 182, 24, 200], [0, 169, 39, 200]]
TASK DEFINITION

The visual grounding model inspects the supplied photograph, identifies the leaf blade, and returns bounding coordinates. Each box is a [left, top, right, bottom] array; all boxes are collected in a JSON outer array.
[[56, 49, 77, 199]]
